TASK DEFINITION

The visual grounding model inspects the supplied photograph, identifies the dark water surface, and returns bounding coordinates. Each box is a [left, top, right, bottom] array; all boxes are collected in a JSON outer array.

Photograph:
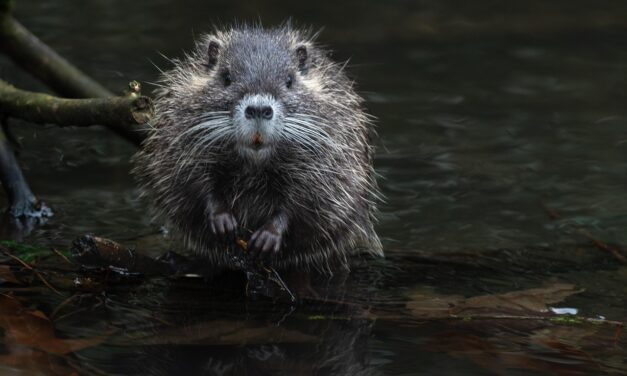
[[1, 1, 627, 375]]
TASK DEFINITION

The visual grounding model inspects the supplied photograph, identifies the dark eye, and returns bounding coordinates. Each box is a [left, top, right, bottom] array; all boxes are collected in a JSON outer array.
[[286, 74, 293, 89], [222, 71, 232, 87]]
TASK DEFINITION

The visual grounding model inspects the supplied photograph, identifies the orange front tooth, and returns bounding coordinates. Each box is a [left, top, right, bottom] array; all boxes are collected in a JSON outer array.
[[252, 132, 263, 146]]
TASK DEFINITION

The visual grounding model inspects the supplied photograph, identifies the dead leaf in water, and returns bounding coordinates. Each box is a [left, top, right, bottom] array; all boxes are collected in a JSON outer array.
[[408, 284, 623, 374], [424, 316, 624, 375], [0, 295, 107, 355], [407, 283, 584, 318], [0, 351, 80, 376], [0, 294, 109, 375]]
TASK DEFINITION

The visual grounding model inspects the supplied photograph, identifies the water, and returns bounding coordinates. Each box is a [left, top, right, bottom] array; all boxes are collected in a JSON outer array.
[[1, 1, 627, 374]]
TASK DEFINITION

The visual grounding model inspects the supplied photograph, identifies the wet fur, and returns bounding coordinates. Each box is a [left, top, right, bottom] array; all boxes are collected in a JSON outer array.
[[133, 24, 382, 273]]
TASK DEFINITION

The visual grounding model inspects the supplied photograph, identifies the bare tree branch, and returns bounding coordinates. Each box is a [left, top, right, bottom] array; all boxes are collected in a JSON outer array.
[[0, 79, 151, 144], [0, 0, 110, 99]]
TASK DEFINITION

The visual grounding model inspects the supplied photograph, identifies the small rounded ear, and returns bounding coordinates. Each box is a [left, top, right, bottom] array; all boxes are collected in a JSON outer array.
[[296, 45, 308, 73], [206, 40, 221, 70]]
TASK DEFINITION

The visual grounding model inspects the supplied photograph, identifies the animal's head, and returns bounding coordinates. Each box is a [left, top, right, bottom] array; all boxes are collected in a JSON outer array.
[[155, 24, 358, 165]]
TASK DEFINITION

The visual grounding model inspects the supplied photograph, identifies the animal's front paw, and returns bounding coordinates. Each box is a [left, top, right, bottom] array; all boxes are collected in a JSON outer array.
[[248, 224, 282, 259], [210, 211, 238, 240]]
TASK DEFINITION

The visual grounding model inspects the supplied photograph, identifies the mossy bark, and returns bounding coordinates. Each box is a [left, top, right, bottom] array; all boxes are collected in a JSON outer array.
[[0, 80, 151, 144]]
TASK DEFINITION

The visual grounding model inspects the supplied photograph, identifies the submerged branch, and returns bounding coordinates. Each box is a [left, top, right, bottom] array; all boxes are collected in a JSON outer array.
[[0, 80, 151, 145], [0, 118, 51, 218]]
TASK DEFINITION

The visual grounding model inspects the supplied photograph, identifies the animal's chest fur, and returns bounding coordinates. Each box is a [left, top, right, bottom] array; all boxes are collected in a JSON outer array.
[[215, 166, 286, 231]]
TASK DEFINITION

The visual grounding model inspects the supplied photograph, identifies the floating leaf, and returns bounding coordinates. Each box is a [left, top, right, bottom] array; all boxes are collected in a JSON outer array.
[[407, 283, 584, 318], [424, 314, 624, 375], [0, 352, 80, 376], [0, 295, 107, 356]]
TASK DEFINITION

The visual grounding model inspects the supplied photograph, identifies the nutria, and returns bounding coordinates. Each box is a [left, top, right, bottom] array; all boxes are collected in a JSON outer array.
[[133, 24, 382, 273]]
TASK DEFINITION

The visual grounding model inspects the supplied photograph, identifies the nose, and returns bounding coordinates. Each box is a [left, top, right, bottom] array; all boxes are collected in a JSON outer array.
[[244, 105, 273, 120]]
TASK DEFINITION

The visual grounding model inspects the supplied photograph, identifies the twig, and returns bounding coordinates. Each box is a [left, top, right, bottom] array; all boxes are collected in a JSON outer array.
[[1, 248, 63, 295], [579, 230, 627, 264], [373, 309, 627, 328], [51, 248, 71, 264], [50, 292, 80, 320], [53, 306, 91, 323], [235, 238, 296, 302], [436, 313, 626, 327], [541, 203, 627, 264], [263, 265, 296, 302]]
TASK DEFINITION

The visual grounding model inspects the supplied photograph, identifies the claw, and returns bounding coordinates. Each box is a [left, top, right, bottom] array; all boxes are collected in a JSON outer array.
[[210, 211, 238, 241], [248, 225, 282, 260]]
